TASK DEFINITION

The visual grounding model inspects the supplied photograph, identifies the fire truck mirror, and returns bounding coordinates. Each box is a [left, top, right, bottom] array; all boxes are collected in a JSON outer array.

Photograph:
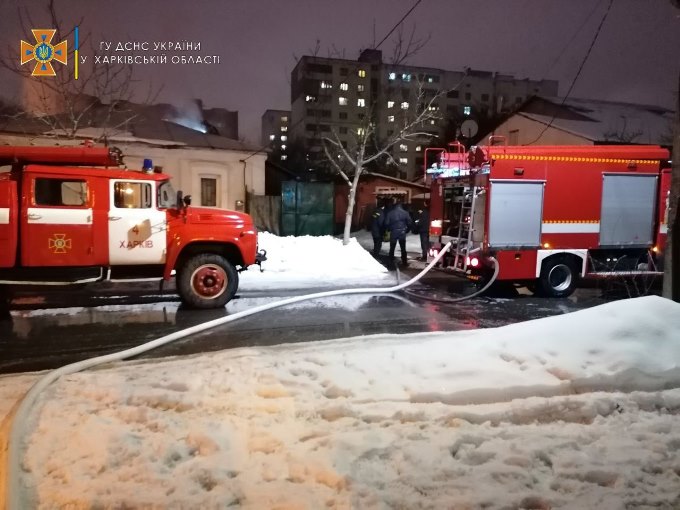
[[183, 194, 192, 207], [176, 190, 184, 209]]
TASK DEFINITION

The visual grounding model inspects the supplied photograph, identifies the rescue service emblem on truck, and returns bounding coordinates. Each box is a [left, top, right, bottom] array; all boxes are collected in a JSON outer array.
[[48, 234, 72, 254]]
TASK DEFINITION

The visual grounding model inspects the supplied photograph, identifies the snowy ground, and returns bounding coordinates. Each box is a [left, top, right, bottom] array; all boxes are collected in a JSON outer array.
[[2, 295, 680, 509]]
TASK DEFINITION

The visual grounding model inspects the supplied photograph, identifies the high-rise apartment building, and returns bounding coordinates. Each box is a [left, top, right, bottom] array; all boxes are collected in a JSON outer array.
[[261, 109, 291, 162], [290, 49, 558, 180]]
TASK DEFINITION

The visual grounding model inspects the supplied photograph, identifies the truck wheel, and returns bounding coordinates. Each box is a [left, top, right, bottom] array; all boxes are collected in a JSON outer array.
[[177, 254, 238, 309], [537, 258, 577, 298]]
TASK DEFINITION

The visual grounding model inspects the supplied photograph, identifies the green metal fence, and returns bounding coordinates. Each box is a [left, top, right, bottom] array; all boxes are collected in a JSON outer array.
[[281, 181, 334, 236]]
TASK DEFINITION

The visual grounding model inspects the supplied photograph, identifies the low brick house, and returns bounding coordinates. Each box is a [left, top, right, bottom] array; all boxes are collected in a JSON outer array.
[[334, 172, 429, 231]]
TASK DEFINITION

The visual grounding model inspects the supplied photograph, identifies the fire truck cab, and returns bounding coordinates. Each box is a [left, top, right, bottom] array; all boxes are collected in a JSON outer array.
[[0, 145, 265, 308], [427, 141, 671, 297]]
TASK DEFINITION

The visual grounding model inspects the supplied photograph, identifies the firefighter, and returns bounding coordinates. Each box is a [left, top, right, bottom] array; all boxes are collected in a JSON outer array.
[[370, 199, 386, 256], [413, 202, 430, 261], [385, 199, 412, 268]]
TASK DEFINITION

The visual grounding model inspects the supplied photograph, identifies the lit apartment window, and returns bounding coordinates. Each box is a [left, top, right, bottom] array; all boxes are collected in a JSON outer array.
[[269, 134, 275, 141], [305, 95, 316, 102], [401, 73, 411, 82], [358, 69, 366, 78], [429, 119, 436, 125], [415, 145, 422, 152], [281, 154, 288, 161], [338, 97, 348, 106], [399, 144, 408, 152], [281, 116, 288, 122], [281, 144, 287, 150], [399, 157, 408, 164], [387, 115, 395, 122], [428, 105, 439, 111], [388, 72, 396, 80], [387, 100, 394, 108], [427, 76, 434, 83], [401, 101, 409, 109], [281, 135, 287, 141], [340, 82, 348, 91], [281, 126, 288, 132], [357, 98, 366, 107], [357, 84, 365, 92], [320, 81, 332, 89], [357, 127, 365, 135], [463, 106, 472, 116]]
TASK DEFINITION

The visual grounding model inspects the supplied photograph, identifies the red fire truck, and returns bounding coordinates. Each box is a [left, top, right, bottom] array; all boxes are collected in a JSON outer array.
[[0, 145, 265, 308], [426, 140, 672, 297]]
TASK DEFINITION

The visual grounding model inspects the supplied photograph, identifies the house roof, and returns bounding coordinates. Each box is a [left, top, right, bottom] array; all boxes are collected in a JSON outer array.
[[515, 96, 673, 145], [0, 99, 260, 153], [364, 171, 428, 190]]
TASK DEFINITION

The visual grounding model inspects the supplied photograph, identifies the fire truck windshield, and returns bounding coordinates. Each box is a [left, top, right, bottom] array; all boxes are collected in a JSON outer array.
[[157, 180, 177, 208]]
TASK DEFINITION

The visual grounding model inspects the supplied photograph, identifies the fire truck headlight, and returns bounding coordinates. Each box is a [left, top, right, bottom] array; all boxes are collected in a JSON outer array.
[[468, 257, 479, 267]]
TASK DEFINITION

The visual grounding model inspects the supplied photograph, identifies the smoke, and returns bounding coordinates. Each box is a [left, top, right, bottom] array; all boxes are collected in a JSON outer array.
[[165, 99, 207, 133]]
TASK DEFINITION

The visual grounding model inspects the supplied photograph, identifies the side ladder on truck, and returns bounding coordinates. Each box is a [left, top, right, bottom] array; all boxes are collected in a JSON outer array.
[[452, 186, 480, 271]]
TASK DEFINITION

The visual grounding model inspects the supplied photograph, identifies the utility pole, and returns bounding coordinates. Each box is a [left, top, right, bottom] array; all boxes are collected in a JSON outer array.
[[663, 70, 680, 301], [662, 0, 680, 300]]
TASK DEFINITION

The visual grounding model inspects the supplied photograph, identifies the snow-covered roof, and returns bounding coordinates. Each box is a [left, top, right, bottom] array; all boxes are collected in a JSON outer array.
[[364, 171, 429, 190], [41, 127, 187, 148], [0, 99, 260, 153], [518, 96, 673, 145]]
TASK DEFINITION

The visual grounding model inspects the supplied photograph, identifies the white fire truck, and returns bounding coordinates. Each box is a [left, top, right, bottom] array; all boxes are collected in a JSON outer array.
[[0, 145, 265, 308], [426, 140, 672, 297]]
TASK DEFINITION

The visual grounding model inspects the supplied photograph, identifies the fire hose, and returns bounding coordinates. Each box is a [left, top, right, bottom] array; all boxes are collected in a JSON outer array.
[[402, 255, 499, 303], [3, 241, 494, 509]]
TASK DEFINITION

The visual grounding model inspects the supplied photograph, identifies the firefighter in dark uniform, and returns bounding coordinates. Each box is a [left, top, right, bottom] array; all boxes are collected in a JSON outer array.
[[370, 199, 386, 256], [385, 199, 413, 268], [414, 202, 430, 261]]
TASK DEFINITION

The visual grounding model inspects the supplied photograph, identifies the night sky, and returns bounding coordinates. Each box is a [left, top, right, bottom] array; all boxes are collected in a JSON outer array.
[[1, 0, 678, 143]]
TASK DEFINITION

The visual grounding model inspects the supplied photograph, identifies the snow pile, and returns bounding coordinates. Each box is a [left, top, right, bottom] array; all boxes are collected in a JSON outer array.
[[239, 232, 392, 290], [5, 296, 680, 508]]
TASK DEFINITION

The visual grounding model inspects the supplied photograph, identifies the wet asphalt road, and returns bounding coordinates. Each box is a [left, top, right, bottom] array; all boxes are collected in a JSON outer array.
[[0, 265, 629, 375]]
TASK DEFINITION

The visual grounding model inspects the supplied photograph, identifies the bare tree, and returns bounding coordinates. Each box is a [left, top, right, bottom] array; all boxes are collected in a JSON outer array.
[[388, 25, 430, 65], [603, 116, 644, 144], [323, 76, 447, 245], [0, 0, 157, 140]]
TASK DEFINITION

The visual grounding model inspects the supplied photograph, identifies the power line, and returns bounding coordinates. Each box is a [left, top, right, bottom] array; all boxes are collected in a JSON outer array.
[[542, 0, 606, 78], [375, 0, 422, 50], [525, 0, 615, 145]]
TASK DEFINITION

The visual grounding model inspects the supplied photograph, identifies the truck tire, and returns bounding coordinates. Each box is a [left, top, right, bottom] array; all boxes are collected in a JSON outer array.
[[177, 254, 238, 309], [537, 258, 577, 298]]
